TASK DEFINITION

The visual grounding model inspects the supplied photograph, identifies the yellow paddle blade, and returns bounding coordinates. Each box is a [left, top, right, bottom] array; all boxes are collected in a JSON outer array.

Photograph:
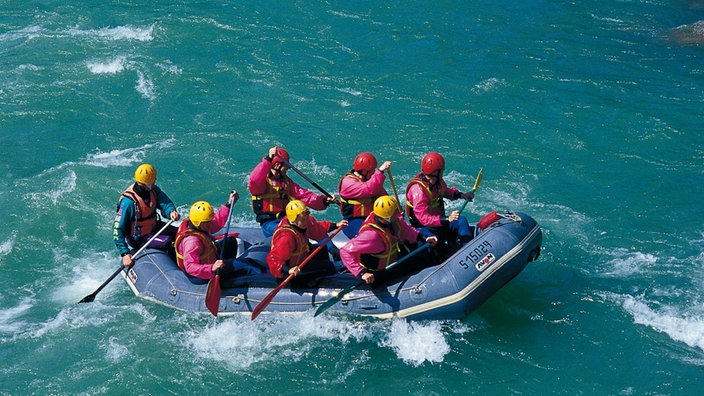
[[472, 168, 484, 191]]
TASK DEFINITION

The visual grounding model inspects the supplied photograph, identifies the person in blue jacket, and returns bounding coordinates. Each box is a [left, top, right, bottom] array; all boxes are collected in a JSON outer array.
[[113, 164, 180, 267]]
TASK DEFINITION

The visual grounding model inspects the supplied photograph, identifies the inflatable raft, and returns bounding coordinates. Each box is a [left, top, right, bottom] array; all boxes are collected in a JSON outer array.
[[120, 211, 542, 320]]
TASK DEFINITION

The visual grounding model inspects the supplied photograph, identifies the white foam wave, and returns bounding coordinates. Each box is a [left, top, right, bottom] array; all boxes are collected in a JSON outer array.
[[135, 70, 156, 100], [22, 169, 77, 206], [189, 314, 370, 371], [0, 25, 42, 42], [190, 314, 452, 369], [18, 64, 41, 71], [157, 62, 183, 75], [472, 77, 507, 93], [2, 24, 153, 45], [67, 25, 154, 42], [51, 250, 118, 304], [82, 139, 176, 168], [381, 319, 451, 366], [104, 336, 132, 362], [87, 56, 126, 74], [0, 297, 33, 335], [621, 295, 704, 353], [191, 17, 240, 32], [0, 234, 16, 263], [337, 87, 363, 96], [602, 250, 658, 277], [294, 157, 337, 178]]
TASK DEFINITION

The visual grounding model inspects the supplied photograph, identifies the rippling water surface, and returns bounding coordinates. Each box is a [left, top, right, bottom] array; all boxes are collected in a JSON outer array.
[[2, 1, 704, 394]]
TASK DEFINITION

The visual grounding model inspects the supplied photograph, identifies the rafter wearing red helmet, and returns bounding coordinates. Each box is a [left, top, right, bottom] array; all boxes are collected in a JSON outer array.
[[405, 152, 475, 253], [249, 146, 338, 237], [337, 152, 392, 238]]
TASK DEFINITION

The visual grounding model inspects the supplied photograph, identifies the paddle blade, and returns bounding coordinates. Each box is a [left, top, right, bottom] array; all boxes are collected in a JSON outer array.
[[78, 294, 96, 303], [472, 168, 483, 192], [314, 282, 363, 317], [205, 274, 221, 317]]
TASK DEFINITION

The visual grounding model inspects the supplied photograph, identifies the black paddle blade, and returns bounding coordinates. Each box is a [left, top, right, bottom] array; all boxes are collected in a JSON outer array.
[[78, 294, 96, 303]]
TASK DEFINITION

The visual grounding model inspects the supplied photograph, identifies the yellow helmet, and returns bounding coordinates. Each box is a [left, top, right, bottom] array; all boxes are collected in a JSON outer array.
[[286, 200, 309, 222], [134, 164, 157, 185], [373, 195, 398, 219], [189, 201, 214, 227]]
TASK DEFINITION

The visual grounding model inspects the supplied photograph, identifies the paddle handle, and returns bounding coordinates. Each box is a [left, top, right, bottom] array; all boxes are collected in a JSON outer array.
[[386, 241, 430, 271], [386, 168, 403, 215], [458, 168, 483, 213], [130, 219, 176, 263], [275, 154, 335, 201], [313, 241, 431, 317], [218, 192, 238, 260]]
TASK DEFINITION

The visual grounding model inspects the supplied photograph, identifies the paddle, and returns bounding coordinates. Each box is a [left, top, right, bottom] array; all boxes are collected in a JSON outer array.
[[204, 193, 238, 317], [313, 241, 431, 317], [251, 226, 344, 320], [275, 154, 338, 204], [458, 168, 483, 213], [78, 219, 174, 303], [386, 168, 403, 215]]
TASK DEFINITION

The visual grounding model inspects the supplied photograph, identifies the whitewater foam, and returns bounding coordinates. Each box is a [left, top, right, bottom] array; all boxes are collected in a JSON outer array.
[[621, 294, 704, 355], [381, 319, 451, 366], [87, 57, 126, 74], [67, 25, 154, 42], [0, 297, 33, 335]]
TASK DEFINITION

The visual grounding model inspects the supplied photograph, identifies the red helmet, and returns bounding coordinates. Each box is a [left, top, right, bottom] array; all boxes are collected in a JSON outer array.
[[421, 152, 445, 175], [272, 148, 290, 165], [353, 152, 378, 172]]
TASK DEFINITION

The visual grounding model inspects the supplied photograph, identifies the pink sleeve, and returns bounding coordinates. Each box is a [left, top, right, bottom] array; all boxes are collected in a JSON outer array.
[[340, 230, 387, 277], [406, 183, 442, 227], [443, 180, 460, 200], [180, 235, 214, 280], [248, 158, 272, 195], [289, 179, 327, 210], [208, 205, 230, 231], [339, 170, 388, 198]]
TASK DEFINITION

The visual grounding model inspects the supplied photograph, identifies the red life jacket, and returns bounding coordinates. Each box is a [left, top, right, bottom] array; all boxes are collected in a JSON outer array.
[[358, 213, 402, 271], [120, 184, 158, 237], [405, 173, 446, 228], [173, 220, 217, 272], [271, 218, 311, 267], [338, 171, 376, 220], [251, 175, 291, 223]]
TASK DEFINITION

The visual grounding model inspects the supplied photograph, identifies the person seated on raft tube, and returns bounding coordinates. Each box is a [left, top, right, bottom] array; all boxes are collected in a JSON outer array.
[[174, 191, 262, 283], [340, 196, 438, 284], [249, 146, 338, 238], [337, 152, 392, 239], [405, 152, 475, 254], [266, 200, 348, 286], [114, 163, 181, 268]]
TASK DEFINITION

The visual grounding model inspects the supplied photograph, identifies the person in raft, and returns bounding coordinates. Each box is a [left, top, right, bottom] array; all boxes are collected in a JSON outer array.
[[113, 163, 180, 267], [337, 152, 392, 238], [249, 146, 337, 238], [405, 152, 475, 253], [340, 196, 438, 284], [174, 191, 262, 283], [266, 200, 348, 286]]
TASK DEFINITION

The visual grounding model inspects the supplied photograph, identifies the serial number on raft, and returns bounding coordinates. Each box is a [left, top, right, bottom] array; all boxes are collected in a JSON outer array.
[[458, 241, 493, 271]]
